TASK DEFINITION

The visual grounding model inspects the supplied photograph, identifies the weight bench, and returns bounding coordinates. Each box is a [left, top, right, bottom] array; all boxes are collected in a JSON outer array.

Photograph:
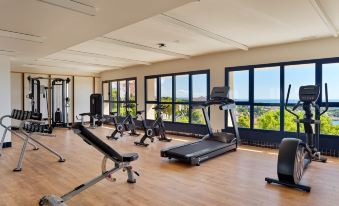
[[39, 123, 139, 206], [0, 109, 64, 171]]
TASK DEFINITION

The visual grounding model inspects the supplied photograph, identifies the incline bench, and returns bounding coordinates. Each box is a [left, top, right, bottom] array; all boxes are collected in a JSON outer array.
[[39, 122, 139, 206]]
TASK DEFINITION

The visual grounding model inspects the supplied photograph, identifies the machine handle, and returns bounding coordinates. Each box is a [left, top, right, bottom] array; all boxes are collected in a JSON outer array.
[[320, 83, 329, 116], [285, 84, 299, 119]]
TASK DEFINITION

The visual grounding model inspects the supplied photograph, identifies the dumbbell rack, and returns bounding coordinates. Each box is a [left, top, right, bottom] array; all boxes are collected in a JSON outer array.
[[0, 109, 65, 172]]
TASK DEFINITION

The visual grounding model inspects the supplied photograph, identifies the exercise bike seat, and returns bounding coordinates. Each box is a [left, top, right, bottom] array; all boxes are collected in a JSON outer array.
[[110, 112, 118, 116], [79, 113, 91, 116], [121, 153, 139, 162], [136, 111, 145, 115]]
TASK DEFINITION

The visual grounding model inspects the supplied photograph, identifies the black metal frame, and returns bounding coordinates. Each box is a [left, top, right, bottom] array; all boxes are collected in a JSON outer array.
[[144, 70, 210, 125], [225, 56, 339, 153], [102, 77, 137, 117]]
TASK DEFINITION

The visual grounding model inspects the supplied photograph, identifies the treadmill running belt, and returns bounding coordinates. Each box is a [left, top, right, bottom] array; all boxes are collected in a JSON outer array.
[[166, 140, 226, 158]]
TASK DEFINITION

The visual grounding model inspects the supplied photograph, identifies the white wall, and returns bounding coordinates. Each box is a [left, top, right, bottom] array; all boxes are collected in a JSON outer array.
[[100, 37, 339, 131], [95, 77, 101, 94], [0, 56, 11, 143], [11, 73, 22, 110], [74, 76, 93, 122]]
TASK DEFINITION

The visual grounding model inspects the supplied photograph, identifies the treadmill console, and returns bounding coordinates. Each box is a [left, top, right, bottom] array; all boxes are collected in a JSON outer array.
[[299, 85, 320, 103], [210, 87, 229, 100]]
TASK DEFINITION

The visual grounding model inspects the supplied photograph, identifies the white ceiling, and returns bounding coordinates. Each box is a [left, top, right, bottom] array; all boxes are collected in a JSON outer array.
[[5, 0, 339, 73]]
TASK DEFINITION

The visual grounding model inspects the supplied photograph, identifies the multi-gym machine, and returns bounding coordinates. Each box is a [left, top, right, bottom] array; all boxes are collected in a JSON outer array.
[[27, 76, 71, 128]]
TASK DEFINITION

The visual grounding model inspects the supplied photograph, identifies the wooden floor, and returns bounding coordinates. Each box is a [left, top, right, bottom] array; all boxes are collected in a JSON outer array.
[[1, 126, 339, 206]]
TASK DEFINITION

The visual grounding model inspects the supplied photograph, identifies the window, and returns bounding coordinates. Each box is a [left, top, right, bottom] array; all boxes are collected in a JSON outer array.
[[254, 67, 280, 103], [228, 70, 250, 128], [322, 63, 339, 102], [145, 70, 209, 124], [102, 78, 137, 117], [254, 106, 280, 131], [285, 64, 315, 103], [229, 70, 249, 101], [321, 63, 339, 135], [226, 59, 339, 138], [192, 74, 208, 102]]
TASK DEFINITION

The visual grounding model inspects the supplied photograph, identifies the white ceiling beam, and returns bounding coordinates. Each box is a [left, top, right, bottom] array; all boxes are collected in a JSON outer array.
[[309, 0, 338, 37], [37, 0, 97, 16], [0, 29, 45, 43], [95, 37, 190, 59], [39, 58, 120, 69], [0, 49, 16, 56], [158, 14, 248, 50], [64, 49, 151, 65]]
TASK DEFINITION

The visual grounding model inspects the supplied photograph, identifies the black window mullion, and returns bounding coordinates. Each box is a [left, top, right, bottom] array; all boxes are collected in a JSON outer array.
[[189, 74, 193, 124], [172, 75, 175, 122], [280, 65, 285, 132], [249, 69, 254, 129]]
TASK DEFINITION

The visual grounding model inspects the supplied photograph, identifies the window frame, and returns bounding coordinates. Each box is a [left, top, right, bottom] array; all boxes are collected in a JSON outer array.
[[225, 57, 339, 137], [102, 77, 137, 116], [145, 70, 210, 124]]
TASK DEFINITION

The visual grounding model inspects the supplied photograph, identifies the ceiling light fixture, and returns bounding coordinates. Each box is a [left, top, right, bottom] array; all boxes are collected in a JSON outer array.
[[96, 37, 190, 59], [0, 29, 45, 43], [158, 14, 248, 50], [37, 0, 97, 16]]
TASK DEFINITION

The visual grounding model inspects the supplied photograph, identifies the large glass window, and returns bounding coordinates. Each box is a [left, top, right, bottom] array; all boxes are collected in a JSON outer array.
[[192, 74, 208, 102], [145, 71, 209, 124], [226, 60, 339, 137], [160, 76, 172, 102], [146, 78, 157, 101], [254, 67, 280, 103], [229, 70, 249, 101], [102, 78, 137, 117], [285, 64, 315, 103], [175, 75, 189, 102], [254, 106, 280, 131]]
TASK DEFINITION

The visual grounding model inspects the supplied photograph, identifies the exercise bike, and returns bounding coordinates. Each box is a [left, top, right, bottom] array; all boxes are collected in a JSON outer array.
[[106, 104, 139, 140], [134, 104, 171, 147], [265, 84, 328, 192]]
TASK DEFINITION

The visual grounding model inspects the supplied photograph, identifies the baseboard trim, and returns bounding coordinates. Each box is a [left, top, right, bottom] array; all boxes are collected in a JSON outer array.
[[1, 142, 12, 148]]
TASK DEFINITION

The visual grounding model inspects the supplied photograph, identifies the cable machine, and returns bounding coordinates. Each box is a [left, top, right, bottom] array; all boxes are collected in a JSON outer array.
[[27, 76, 71, 128]]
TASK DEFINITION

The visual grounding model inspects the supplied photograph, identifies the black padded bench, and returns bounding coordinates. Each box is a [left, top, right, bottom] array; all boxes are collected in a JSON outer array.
[[39, 122, 139, 206]]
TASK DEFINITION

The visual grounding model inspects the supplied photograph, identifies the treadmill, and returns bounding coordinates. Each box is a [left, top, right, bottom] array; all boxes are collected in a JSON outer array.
[[161, 87, 240, 166]]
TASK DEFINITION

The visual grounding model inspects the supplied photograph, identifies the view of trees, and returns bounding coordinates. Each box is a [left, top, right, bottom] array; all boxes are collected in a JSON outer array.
[[236, 106, 339, 135]]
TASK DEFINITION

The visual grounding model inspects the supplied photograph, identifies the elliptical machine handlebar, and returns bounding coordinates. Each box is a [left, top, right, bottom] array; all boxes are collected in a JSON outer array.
[[285, 84, 300, 119], [285, 83, 329, 118], [320, 83, 329, 116]]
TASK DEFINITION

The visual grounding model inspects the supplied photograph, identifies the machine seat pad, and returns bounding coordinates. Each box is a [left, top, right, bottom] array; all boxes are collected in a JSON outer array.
[[121, 153, 139, 162], [72, 123, 139, 162]]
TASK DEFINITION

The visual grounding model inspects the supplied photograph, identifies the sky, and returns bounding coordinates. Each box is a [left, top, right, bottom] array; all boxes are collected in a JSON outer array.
[[231, 63, 339, 102]]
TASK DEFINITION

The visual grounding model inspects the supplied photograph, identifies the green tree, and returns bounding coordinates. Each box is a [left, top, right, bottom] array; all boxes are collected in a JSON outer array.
[[256, 109, 280, 130]]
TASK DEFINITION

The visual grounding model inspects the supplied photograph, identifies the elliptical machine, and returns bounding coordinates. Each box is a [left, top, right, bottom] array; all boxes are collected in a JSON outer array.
[[265, 84, 328, 192], [134, 104, 171, 147], [106, 104, 139, 140]]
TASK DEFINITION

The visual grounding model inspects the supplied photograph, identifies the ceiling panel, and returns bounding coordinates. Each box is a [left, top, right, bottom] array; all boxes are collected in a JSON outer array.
[[166, 0, 331, 47], [105, 16, 235, 56], [68, 40, 177, 62], [45, 52, 132, 67], [318, 0, 339, 31]]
